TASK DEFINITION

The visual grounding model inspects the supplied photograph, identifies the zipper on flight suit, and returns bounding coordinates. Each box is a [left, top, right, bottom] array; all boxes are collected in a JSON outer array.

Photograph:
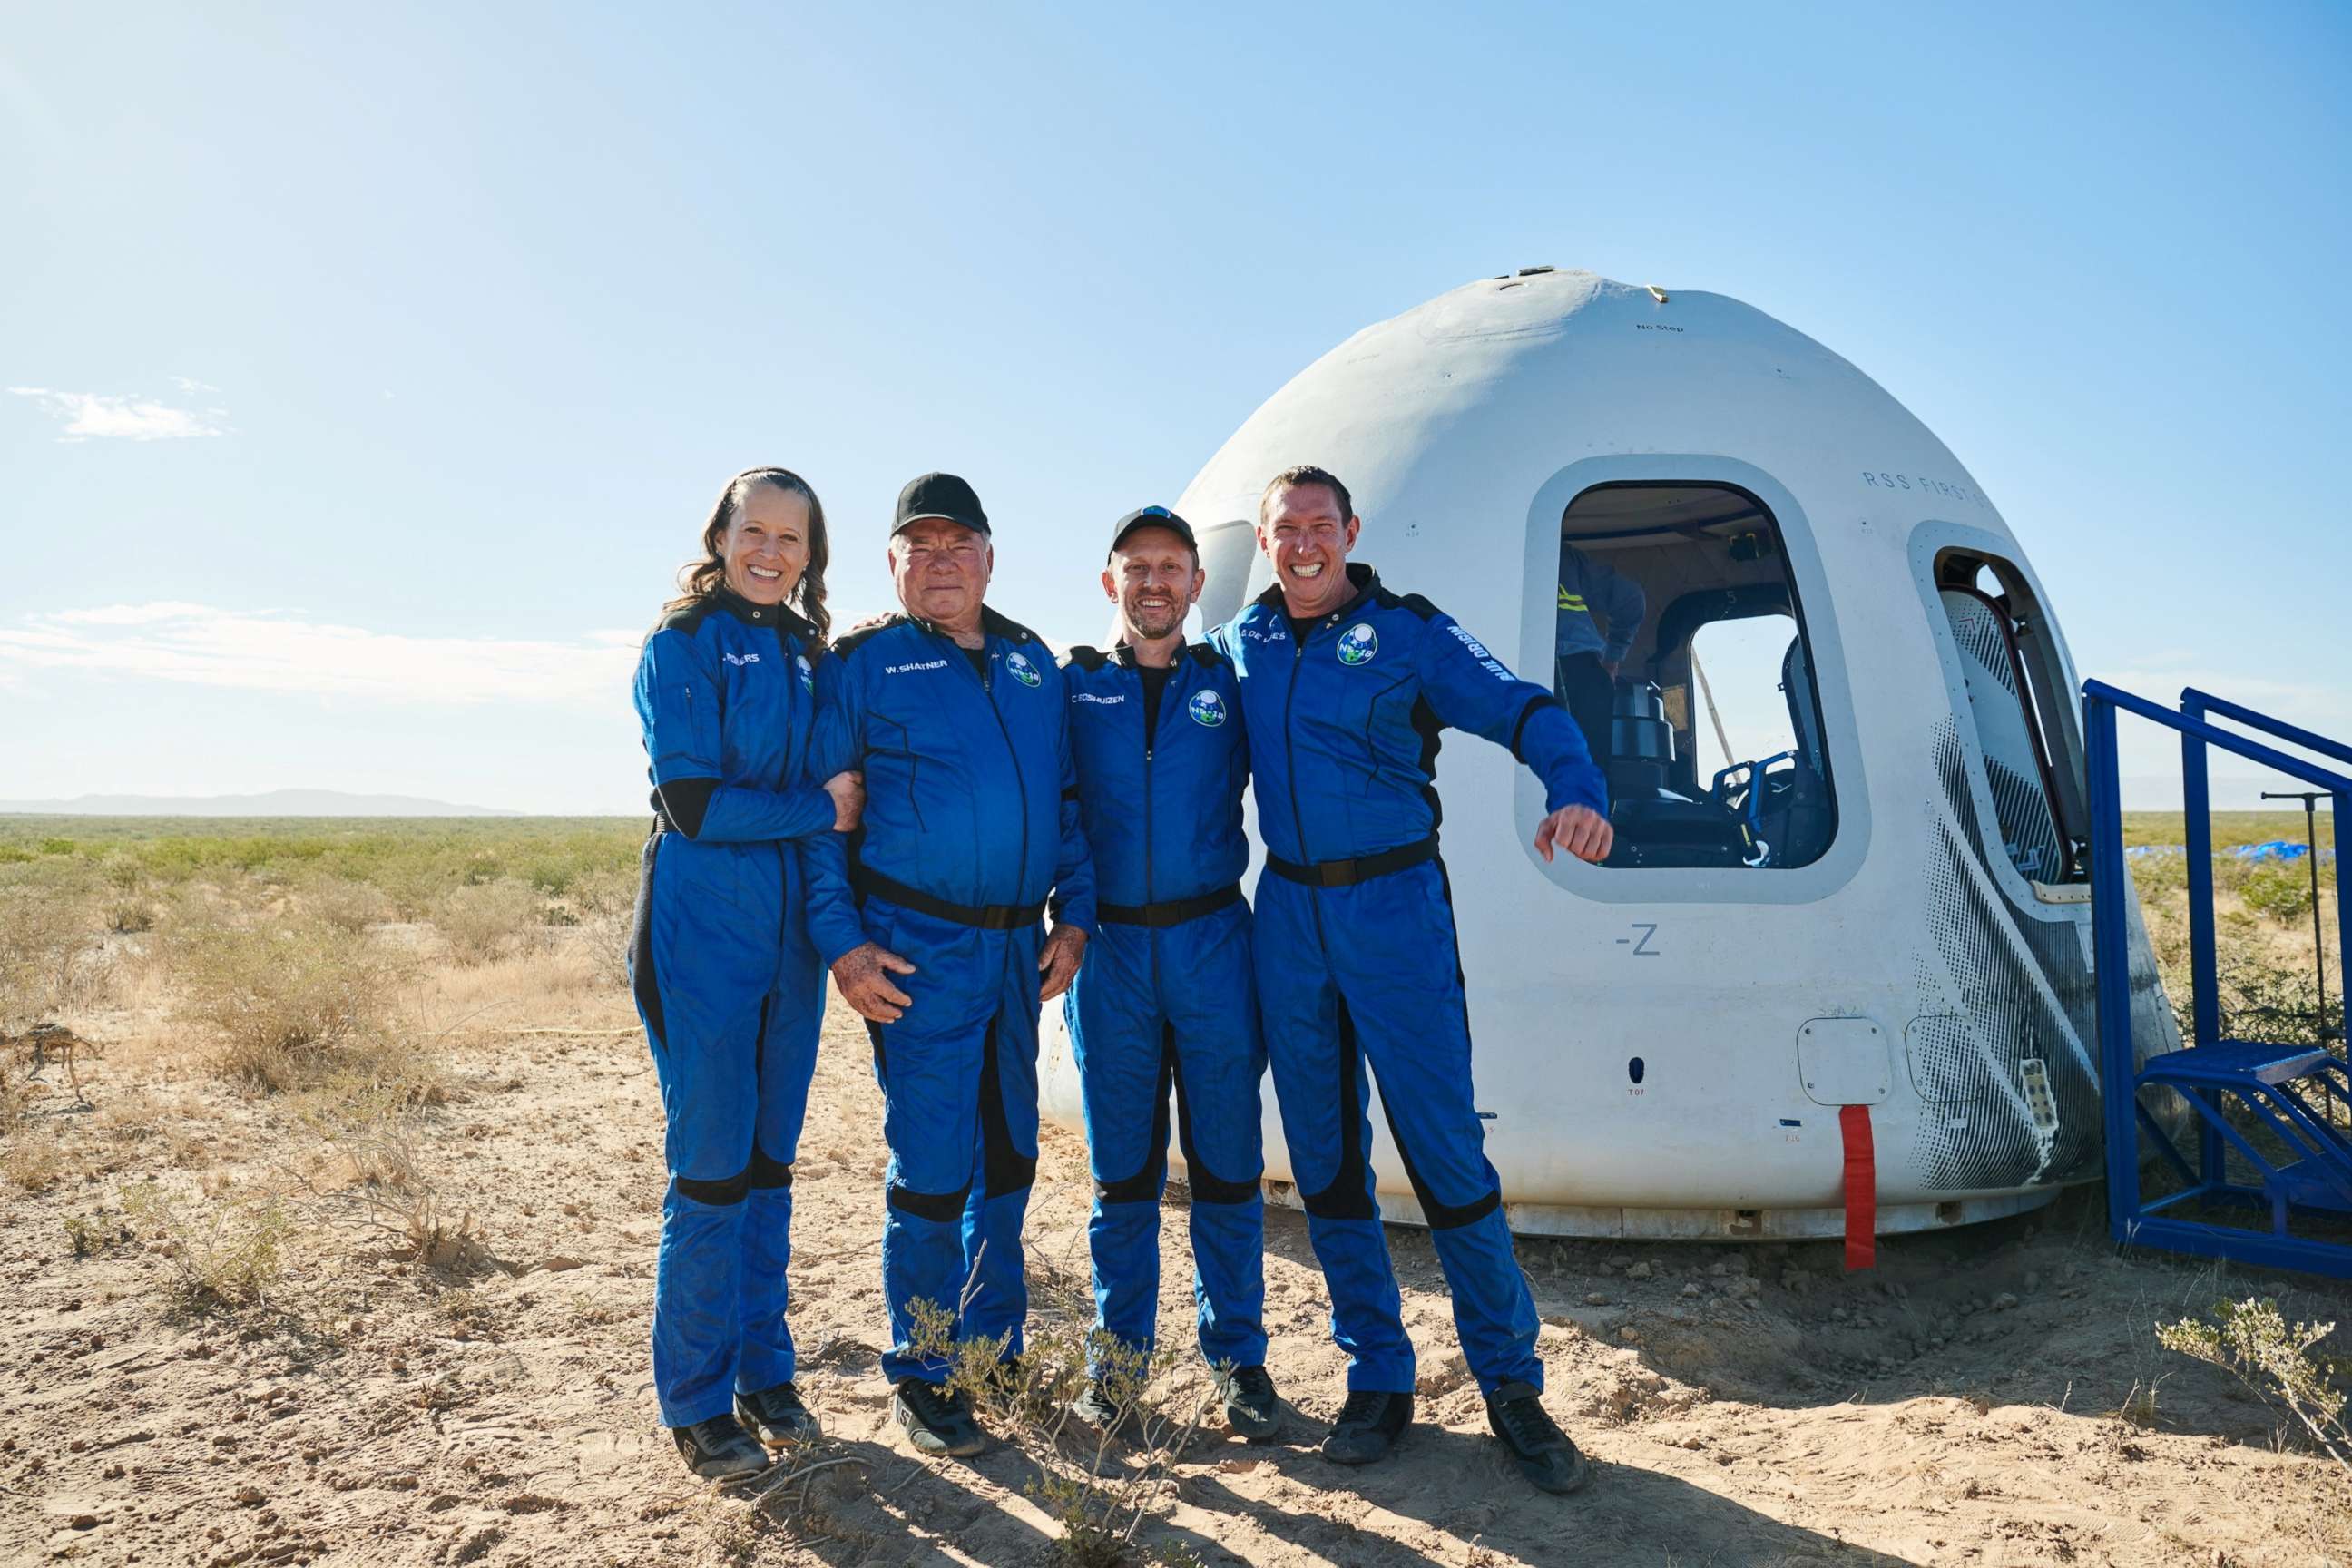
[[940, 625, 1033, 908], [1281, 623, 1331, 957]]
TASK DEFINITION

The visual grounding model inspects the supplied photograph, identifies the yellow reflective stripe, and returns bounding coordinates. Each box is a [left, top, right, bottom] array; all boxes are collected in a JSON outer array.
[[1557, 589, 1589, 611]]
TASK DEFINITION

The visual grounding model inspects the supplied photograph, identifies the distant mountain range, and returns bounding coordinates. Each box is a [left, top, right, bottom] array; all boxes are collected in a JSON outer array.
[[0, 789, 523, 818]]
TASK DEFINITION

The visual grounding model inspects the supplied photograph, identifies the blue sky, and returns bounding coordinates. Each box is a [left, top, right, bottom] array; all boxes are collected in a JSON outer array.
[[3, 2, 2346, 812]]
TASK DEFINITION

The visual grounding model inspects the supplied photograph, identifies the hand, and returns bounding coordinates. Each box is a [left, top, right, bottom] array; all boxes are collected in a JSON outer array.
[[1534, 805, 1613, 865], [821, 769, 865, 832], [832, 940, 916, 1023], [1037, 925, 1088, 1003]]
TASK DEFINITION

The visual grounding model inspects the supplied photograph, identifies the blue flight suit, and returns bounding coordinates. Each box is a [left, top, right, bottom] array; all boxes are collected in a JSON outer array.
[[801, 609, 1095, 1387], [1210, 564, 1605, 1399], [1060, 642, 1267, 1376], [630, 588, 836, 1428]]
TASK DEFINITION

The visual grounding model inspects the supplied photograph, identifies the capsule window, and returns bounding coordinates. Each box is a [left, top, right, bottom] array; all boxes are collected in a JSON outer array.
[[1930, 549, 2088, 884], [1553, 483, 1837, 870]]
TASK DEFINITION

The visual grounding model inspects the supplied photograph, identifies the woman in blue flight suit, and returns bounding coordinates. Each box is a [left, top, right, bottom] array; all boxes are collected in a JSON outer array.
[[630, 467, 863, 1481]]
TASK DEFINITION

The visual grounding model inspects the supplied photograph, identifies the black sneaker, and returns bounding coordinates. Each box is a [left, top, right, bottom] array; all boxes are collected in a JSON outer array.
[[1070, 1378, 1129, 1431], [1485, 1380, 1592, 1494], [893, 1378, 986, 1457], [1217, 1365, 1282, 1443], [734, 1382, 822, 1449], [1322, 1388, 1411, 1465], [672, 1415, 773, 1481]]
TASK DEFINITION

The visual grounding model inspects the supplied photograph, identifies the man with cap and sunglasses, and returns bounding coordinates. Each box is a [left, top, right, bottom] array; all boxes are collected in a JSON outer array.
[[1057, 505, 1279, 1442], [1209, 465, 1612, 1495], [800, 473, 1096, 1458]]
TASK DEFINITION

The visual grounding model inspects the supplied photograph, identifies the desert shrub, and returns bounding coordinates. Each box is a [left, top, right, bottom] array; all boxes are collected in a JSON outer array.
[[2242, 862, 2318, 924], [288, 1103, 494, 1275], [2161, 1297, 2348, 1471], [434, 879, 544, 965], [0, 887, 110, 1030], [564, 864, 637, 990], [122, 1179, 291, 1313], [163, 916, 407, 1092], [2127, 848, 2190, 897], [305, 875, 394, 933], [907, 1258, 1208, 1566], [105, 897, 160, 934], [2216, 956, 2338, 1048]]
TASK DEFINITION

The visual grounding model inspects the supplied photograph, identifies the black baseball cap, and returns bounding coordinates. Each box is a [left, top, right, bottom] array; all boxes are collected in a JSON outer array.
[[1107, 505, 1197, 558], [893, 472, 989, 535]]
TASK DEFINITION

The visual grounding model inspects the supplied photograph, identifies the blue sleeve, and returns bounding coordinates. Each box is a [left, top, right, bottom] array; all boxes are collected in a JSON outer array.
[[636, 628, 834, 845], [795, 651, 870, 967], [1598, 563, 1646, 664], [1049, 678, 1097, 934], [1416, 612, 1608, 817]]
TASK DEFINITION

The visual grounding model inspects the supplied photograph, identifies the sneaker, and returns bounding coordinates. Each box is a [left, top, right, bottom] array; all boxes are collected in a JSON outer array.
[[1070, 1378, 1129, 1431], [893, 1378, 986, 1457], [1322, 1388, 1412, 1465], [672, 1415, 773, 1481], [1485, 1380, 1592, 1494], [734, 1382, 822, 1449], [1217, 1365, 1282, 1443]]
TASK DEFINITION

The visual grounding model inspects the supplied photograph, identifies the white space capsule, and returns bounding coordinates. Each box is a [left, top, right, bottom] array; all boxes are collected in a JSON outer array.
[[1041, 269, 2177, 1240]]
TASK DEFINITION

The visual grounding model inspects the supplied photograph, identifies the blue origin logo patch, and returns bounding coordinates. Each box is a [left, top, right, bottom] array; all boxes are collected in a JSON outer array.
[[1005, 650, 1043, 688], [1336, 623, 1378, 665], [1187, 689, 1227, 728], [795, 653, 814, 693]]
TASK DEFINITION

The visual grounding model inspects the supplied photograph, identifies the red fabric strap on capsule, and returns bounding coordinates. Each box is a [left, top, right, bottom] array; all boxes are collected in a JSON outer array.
[[1839, 1103, 1877, 1271]]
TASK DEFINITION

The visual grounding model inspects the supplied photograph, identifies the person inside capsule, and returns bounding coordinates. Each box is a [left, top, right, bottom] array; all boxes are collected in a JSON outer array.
[[1208, 465, 1612, 1494], [629, 467, 865, 1480], [1554, 536, 1646, 767]]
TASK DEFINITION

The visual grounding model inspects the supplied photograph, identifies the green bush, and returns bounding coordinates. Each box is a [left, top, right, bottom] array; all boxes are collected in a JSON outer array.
[[2242, 862, 2318, 924]]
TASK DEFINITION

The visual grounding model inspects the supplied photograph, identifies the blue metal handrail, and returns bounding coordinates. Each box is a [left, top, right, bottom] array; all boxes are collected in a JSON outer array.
[[2179, 686, 2352, 1044], [2082, 679, 2350, 1266]]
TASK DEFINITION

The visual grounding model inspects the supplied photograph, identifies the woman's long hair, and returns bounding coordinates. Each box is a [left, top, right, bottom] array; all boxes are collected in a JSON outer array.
[[664, 466, 831, 641]]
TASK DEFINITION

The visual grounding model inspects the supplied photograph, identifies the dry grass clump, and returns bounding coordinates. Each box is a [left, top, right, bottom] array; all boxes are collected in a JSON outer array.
[[289, 1103, 498, 1276], [2, 1122, 65, 1194], [434, 879, 544, 966], [162, 914, 413, 1093], [122, 1177, 292, 1313]]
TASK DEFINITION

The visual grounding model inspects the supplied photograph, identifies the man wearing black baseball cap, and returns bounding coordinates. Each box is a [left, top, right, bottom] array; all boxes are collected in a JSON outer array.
[[1054, 505, 1279, 1441], [799, 473, 1096, 1458]]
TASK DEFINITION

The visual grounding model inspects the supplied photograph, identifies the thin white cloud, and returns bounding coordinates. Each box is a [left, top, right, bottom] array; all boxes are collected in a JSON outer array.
[[8, 387, 229, 442], [0, 603, 638, 707]]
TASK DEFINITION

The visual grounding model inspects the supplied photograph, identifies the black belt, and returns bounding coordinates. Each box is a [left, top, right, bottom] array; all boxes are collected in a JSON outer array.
[[1265, 836, 1439, 889], [1096, 883, 1242, 928], [853, 868, 1044, 932]]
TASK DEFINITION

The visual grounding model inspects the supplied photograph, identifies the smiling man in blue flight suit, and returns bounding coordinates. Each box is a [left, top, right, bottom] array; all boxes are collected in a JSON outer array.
[[801, 472, 1095, 1460], [1060, 505, 1279, 1442], [1210, 465, 1613, 1495]]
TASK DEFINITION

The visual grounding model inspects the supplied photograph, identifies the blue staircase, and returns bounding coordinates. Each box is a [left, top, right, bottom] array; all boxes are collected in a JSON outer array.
[[2083, 683, 2351, 1275]]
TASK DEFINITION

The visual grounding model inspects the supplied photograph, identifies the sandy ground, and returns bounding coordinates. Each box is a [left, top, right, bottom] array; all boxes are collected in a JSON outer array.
[[5, 946, 2351, 1568]]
